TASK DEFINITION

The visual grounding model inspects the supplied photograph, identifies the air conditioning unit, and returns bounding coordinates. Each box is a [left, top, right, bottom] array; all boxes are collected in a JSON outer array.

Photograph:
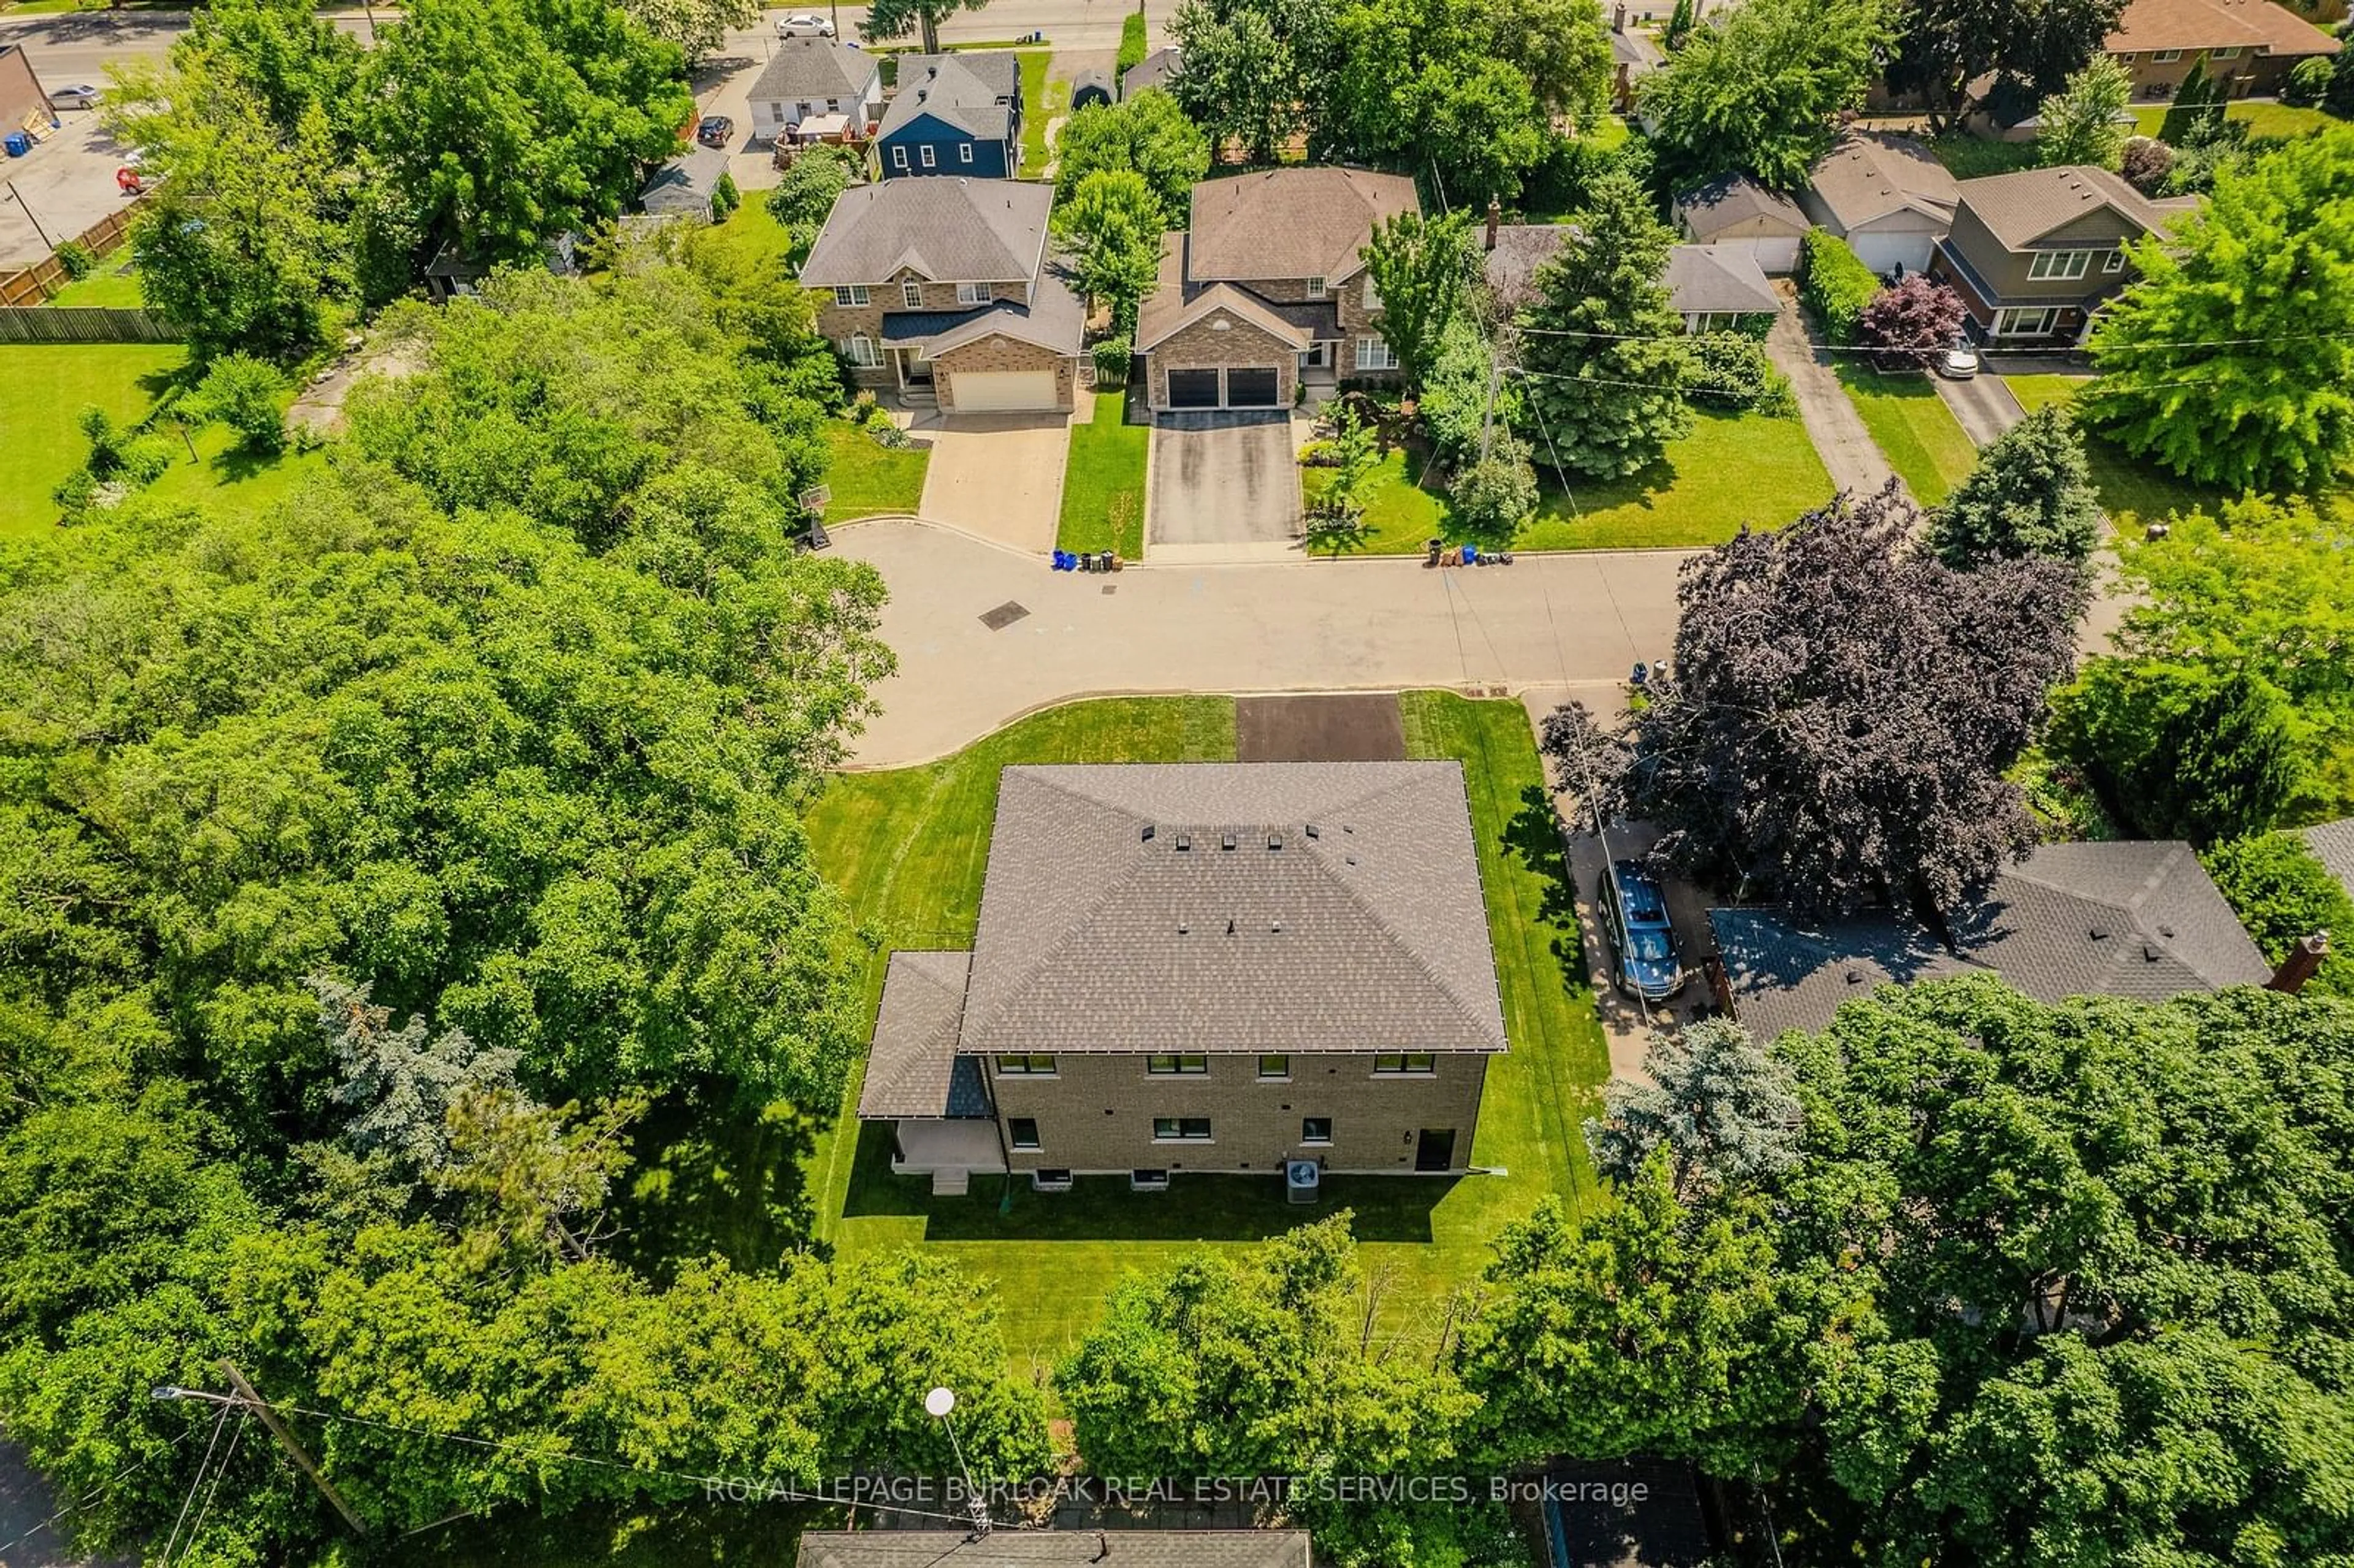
[[1286, 1160, 1322, 1205], [1130, 1168, 1170, 1192], [1030, 1168, 1073, 1193]]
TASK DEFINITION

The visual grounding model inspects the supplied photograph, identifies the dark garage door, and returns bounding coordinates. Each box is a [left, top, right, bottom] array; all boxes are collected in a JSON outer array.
[[1226, 367, 1280, 407], [1167, 368, 1221, 409]]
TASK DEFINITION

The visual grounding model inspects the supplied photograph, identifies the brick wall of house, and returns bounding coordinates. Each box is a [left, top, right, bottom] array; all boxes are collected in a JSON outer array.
[[1335, 276, 1403, 380], [813, 267, 1035, 386], [985, 1051, 1493, 1175], [2112, 47, 2304, 99], [1146, 309, 1300, 409], [935, 334, 1076, 410]]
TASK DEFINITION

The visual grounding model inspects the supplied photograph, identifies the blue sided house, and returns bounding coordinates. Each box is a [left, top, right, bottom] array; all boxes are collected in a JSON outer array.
[[875, 52, 1023, 180]]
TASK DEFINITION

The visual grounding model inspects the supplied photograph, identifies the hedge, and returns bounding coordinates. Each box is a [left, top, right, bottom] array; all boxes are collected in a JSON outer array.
[[1116, 8, 1148, 81], [1800, 227, 1880, 346]]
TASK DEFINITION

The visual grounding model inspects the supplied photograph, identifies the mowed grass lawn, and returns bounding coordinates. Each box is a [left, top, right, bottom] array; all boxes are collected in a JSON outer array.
[[822, 419, 930, 520], [1309, 409, 1830, 554], [2003, 373, 2230, 524], [804, 693, 1607, 1372], [1837, 365, 1979, 505], [0, 343, 188, 536], [40, 258, 145, 309], [2131, 101, 2343, 142], [1057, 386, 1148, 556], [1017, 51, 1062, 177]]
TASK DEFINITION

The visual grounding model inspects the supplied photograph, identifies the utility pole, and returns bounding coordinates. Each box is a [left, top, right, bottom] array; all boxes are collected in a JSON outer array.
[[156, 1363, 370, 1535], [5, 181, 56, 253], [1478, 346, 1501, 462]]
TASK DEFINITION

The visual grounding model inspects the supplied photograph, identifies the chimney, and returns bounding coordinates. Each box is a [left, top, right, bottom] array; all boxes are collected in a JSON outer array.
[[1613, 3, 1626, 30], [2266, 931, 2329, 995], [1484, 195, 1501, 252]]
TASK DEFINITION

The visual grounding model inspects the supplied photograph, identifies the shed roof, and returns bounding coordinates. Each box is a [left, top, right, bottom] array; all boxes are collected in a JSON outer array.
[[1185, 167, 1419, 285], [638, 147, 729, 215], [958, 763, 1508, 1057], [799, 178, 1049, 286], [1672, 173, 1807, 238], [1661, 243, 1778, 316]]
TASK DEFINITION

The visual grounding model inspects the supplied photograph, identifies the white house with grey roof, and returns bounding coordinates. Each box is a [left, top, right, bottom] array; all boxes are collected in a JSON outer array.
[[746, 38, 882, 140], [858, 763, 1509, 1193]]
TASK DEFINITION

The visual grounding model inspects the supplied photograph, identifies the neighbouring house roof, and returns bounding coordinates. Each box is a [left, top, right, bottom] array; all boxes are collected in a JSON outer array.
[[1954, 164, 2166, 251], [878, 261, 1086, 356], [2303, 818, 2354, 900], [1805, 129, 1961, 232], [1123, 44, 1182, 96], [2107, 0, 2339, 55], [956, 763, 1509, 1058], [799, 178, 1050, 286], [858, 951, 992, 1119], [1482, 227, 1777, 318], [1710, 840, 2271, 1041], [1662, 243, 1779, 316], [1672, 173, 1808, 239], [878, 52, 1019, 142], [2209, 0, 2342, 55], [1185, 166, 1420, 286], [797, 1532, 1314, 1567], [637, 147, 729, 216], [747, 38, 876, 107], [1612, 26, 1664, 73], [1134, 231, 1319, 351], [1070, 67, 1114, 106]]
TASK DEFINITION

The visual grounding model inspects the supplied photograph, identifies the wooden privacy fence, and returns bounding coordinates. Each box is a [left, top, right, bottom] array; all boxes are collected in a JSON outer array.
[[0, 199, 149, 307], [0, 306, 173, 342]]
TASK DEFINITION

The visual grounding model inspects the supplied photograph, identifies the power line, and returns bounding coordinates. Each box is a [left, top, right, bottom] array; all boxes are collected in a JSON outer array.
[[1510, 322, 2354, 352], [158, 1402, 234, 1568], [0, 1427, 198, 1561]]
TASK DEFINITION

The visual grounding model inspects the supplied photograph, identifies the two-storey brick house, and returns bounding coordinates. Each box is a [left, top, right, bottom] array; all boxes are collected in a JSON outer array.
[[1927, 166, 2190, 346], [1132, 167, 1419, 413], [799, 178, 1083, 411], [2103, 0, 2340, 100], [874, 52, 1023, 180], [857, 763, 1509, 1194]]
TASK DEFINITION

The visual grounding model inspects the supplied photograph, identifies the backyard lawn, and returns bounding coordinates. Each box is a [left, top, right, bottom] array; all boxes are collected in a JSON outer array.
[[1057, 386, 1148, 556], [804, 693, 1607, 1372], [1016, 51, 1064, 177], [1837, 365, 1979, 506], [1307, 409, 1830, 554], [821, 418, 930, 520], [0, 343, 187, 536], [2130, 101, 2342, 142], [1927, 136, 2041, 180], [40, 257, 145, 309]]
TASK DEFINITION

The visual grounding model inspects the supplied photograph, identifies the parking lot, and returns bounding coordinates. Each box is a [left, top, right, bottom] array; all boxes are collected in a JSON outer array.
[[0, 110, 136, 268]]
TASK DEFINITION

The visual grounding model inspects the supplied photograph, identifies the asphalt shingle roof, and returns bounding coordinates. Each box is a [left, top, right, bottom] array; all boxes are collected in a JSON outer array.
[[1483, 229, 1776, 318], [747, 39, 877, 107], [1123, 44, 1183, 95], [1954, 165, 2167, 251], [858, 951, 992, 1119], [637, 147, 728, 216], [797, 1532, 1312, 1567], [878, 52, 1018, 142], [1134, 232, 1319, 352], [1672, 173, 1807, 238], [1805, 130, 1960, 231], [958, 763, 1509, 1057], [1185, 167, 1419, 285], [1713, 840, 2269, 1040], [2303, 817, 2354, 898], [799, 179, 1050, 286]]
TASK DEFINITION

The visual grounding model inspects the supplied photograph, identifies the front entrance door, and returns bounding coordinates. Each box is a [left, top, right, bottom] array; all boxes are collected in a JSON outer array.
[[1303, 340, 1330, 370], [1414, 1128, 1456, 1172], [899, 347, 934, 386]]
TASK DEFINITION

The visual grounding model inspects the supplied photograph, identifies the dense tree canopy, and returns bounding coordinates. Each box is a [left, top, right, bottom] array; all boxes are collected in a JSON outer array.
[[1927, 404, 2103, 568], [1637, 0, 1894, 188], [2203, 831, 2354, 998], [2048, 661, 2303, 844], [1886, 0, 2127, 133], [1361, 210, 1479, 389], [1053, 92, 1213, 224]]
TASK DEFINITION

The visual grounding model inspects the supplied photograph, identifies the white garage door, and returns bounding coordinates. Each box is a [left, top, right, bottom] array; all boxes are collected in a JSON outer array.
[[951, 369, 1059, 411], [1849, 231, 1935, 277], [1717, 235, 1802, 275]]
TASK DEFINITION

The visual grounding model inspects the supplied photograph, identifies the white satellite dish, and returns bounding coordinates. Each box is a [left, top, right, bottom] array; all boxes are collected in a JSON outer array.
[[924, 1387, 957, 1418]]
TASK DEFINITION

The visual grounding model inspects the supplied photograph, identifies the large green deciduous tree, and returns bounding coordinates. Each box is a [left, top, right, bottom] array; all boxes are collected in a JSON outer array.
[[862, 0, 991, 53], [1052, 169, 1166, 330], [2086, 128, 2354, 492], [1885, 0, 2126, 134], [2201, 831, 2354, 997], [1361, 210, 1478, 389], [1051, 92, 1212, 224], [1170, 0, 1331, 162], [1514, 170, 1693, 479], [2036, 55, 2133, 169], [1636, 0, 1894, 188], [2047, 661, 2303, 845], [617, 0, 758, 64]]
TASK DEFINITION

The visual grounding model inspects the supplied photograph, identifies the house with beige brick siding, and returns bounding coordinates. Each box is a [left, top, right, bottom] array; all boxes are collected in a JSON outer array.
[[1133, 167, 1419, 413], [2104, 0, 2340, 99], [857, 762, 1509, 1195], [799, 178, 1083, 411]]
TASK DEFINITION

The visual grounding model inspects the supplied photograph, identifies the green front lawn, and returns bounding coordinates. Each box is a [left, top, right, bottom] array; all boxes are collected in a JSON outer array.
[[821, 417, 930, 520], [1057, 386, 1148, 556], [1837, 365, 1979, 505], [1307, 409, 1834, 554], [2130, 101, 2343, 142], [804, 693, 1606, 1370], [0, 343, 188, 536], [2002, 373, 2228, 525], [1016, 50, 1064, 177]]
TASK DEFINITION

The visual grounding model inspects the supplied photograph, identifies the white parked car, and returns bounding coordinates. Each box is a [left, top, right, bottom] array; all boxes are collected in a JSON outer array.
[[777, 12, 835, 36], [1936, 345, 1981, 381]]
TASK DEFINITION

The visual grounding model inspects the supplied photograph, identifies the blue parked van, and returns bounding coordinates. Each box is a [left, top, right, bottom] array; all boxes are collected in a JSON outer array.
[[1598, 859, 1683, 1002]]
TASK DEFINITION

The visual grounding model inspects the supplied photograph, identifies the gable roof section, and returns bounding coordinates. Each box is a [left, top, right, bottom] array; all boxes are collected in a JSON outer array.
[[2211, 0, 2341, 54], [958, 763, 1508, 1057], [1806, 130, 1961, 231], [2303, 818, 2354, 899], [1672, 173, 1808, 238], [2106, 0, 2337, 55], [858, 951, 991, 1118], [747, 38, 876, 105], [1955, 165, 2166, 250], [799, 179, 1049, 286], [638, 147, 728, 213], [1124, 44, 1183, 95], [798, 1532, 1313, 1567], [1186, 167, 1420, 285], [1135, 232, 1318, 351], [879, 52, 1018, 142], [1662, 243, 1779, 315], [885, 261, 1086, 356]]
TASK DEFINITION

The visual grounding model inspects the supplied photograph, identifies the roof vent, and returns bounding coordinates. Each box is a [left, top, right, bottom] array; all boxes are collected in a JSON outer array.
[[1221, 832, 1236, 851], [2088, 925, 2111, 941], [1225, 916, 1236, 935], [1344, 854, 1357, 866], [1268, 832, 1282, 851], [1846, 969, 1866, 984], [1175, 832, 1192, 851], [1271, 919, 1283, 933], [2158, 924, 2176, 938], [1178, 920, 1189, 934], [2143, 942, 2163, 963], [1304, 823, 1319, 839], [1141, 824, 1155, 842]]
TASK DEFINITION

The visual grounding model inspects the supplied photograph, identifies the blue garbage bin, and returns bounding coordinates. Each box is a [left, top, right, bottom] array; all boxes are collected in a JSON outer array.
[[4, 132, 32, 158]]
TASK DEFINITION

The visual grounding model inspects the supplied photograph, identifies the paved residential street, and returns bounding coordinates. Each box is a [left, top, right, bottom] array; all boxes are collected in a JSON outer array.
[[1763, 300, 1899, 500], [1935, 368, 2027, 447]]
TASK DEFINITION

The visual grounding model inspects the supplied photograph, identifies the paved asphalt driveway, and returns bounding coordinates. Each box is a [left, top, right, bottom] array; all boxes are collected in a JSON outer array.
[[916, 411, 1073, 554], [1935, 368, 2028, 448], [1148, 411, 1301, 547]]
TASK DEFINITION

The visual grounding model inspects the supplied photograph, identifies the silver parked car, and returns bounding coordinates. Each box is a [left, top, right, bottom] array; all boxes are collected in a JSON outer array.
[[1936, 344, 1981, 380]]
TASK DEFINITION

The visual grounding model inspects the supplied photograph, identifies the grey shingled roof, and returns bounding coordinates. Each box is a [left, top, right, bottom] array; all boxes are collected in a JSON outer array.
[[799, 179, 1050, 286], [1954, 165, 2167, 251], [1713, 840, 2269, 1040], [1672, 173, 1807, 239], [858, 951, 992, 1118], [1186, 167, 1419, 286], [1805, 129, 1960, 231], [747, 39, 876, 108], [1123, 44, 1182, 96], [638, 147, 728, 216], [1135, 232, 1318, 351], [958, 763, 1508, 1057], [1661, 243, 1779, 316], [878, 52, 1017, 142], [2301, 818, 2354, 899], [797, 1532, 1312, 1567]]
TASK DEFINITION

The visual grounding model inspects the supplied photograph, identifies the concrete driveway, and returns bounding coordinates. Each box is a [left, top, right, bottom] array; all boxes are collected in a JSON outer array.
[[915, 410, 1073, 554], [1935, 369, 2027, 448], [0, 112, 137, 268], [1763, 302, 1900, 500], [1147, 411, 1301, 548]]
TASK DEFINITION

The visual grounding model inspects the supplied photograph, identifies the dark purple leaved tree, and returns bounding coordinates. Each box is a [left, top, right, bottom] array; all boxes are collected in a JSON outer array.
[[1542, 482, 2084, 918], [1856, 274, 1968, 373]]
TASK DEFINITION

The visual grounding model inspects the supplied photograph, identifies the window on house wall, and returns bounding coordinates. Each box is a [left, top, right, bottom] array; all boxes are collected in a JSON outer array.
[[1356, 337, 1398, 371], [921, 143, 937, 168], [2152, 47, 2180, 61], [1008, 1117, 1041, 1150], [959, 142, 973, 163], [1152, 1116, 1213, 1141], [1148, 1053, 1208, 1075], [902, 280, 923, 308], [1259, 1055, 1289, 1079], [1363, 275, 1380, 311], [2209, 45, 2238, 58], [2027, 250, 2092, 281], [1301, 1117, 1332, 1144], [1995, 306, 2060, 337], [826, 98, 840, 113], [891, 145, 908, 170], [1306, 276, 1327, 299], [958, 281, 988, 305], [2114, 51, 2137, 63], [846, 333, 879, 367], [834, 284, 870, 306], [995, 1053, 1056, 1075], [2104, 250, 2126, 273], [1373, 1052, 1436, 1075]]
